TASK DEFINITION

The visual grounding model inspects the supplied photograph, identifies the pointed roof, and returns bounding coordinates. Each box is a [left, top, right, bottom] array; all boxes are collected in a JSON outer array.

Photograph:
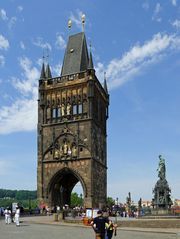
[[40, 62, 46, 79], [61, 32, 89, 76], [88, 51, 94, 70], [45, 64, 52, 79], [104, 73, 108, 94]]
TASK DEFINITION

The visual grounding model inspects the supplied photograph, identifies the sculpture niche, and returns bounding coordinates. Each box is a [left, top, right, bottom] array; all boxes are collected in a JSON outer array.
[[152, 155, 172, 210]]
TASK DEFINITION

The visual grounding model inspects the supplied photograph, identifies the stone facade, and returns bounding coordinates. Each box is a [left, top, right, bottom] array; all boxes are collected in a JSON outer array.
[[37, 32, 109, 208]]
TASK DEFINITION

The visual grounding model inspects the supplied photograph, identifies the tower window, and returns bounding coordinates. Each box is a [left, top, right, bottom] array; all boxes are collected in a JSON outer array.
[[52, 108, 56, 118], [57, 107, 61, 117], [78, 104, 83, 114], [73, 104, 77, 115]]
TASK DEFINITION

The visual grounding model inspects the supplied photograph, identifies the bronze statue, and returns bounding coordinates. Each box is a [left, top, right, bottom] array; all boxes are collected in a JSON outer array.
[[157, 155, 166, 180]]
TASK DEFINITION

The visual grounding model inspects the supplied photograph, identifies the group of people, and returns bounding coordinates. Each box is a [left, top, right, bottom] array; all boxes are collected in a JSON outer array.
[[4, 206, 20, 226], [91, 210, 117, 239]]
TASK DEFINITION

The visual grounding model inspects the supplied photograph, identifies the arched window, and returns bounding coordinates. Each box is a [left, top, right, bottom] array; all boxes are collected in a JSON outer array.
[[57, 107, 61, 117], [73, 104, 77, 115], [78, 103, 83, 114], [52, 108, 56, 118]]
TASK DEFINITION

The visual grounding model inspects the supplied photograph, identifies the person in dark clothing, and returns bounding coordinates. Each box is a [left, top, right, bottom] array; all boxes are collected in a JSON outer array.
[[91, 210, 109, 239]]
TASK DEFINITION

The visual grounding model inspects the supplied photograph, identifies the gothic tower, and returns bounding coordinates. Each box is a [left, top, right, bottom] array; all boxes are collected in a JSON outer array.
[[37, 31, 109, 208]]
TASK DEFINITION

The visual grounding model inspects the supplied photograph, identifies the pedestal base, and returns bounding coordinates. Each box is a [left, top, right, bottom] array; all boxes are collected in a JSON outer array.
[[151, 209, 171, 215]]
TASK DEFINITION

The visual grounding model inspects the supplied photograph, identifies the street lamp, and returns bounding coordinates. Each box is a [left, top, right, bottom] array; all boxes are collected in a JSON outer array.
[[115, 197, 118, 224], [80, 193, 83, 207]]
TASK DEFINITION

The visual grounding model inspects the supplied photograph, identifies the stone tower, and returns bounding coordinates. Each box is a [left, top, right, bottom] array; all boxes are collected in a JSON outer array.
[[37, 31, 109, 209]]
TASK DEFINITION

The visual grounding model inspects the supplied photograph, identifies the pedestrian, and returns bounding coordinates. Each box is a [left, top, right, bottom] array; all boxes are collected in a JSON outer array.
[[4, 207, 11, 225], [14, 206, 20, 226], [105, 220, 117, 239], [91, 210, 109, 239]]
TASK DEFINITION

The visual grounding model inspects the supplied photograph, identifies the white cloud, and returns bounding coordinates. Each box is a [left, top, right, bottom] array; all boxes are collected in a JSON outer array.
[[69, 9, 84, 30], [0, 9, 8, 21], [17, 6, 23, 12], [0, 57, 39, 134], [171, 0, 177, 6], [33, 37, 52, 51], [0, 55, 5, 67], [52, 62, 62, 76], [152, 3, 162, 22], [8, 16, 17, 29], [172, 19, 180, 29], [95, 33, 180, 90], [20, 41, 25, 50], [0, 35, 9, 50], [55, 34, 66, 49], [12, 57, 39, 96]]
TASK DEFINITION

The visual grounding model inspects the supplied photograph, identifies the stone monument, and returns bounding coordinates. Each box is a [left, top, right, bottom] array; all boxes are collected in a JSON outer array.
[[152, 155, 172, 214]]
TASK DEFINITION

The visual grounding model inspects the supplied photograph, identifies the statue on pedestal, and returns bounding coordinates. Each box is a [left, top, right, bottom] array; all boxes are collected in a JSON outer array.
[[152, 155, 172, 211]]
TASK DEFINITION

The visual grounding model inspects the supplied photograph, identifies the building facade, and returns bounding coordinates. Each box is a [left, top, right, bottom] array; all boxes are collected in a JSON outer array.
[[37, 31, 109, 208]]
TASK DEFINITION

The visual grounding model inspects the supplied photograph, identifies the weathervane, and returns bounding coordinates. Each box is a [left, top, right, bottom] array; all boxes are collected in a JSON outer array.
[[81, 14, 85, 32], [89, 41, 92, 52], [45, 47, 49, 64], [42, 49, 45, 64]]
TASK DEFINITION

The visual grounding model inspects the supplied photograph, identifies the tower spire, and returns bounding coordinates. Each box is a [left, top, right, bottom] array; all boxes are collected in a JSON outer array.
[[45, 63, 52, 79], [40, 51, 46, 79], [103, 72, 108, 94], [88, 42, 94, 70]]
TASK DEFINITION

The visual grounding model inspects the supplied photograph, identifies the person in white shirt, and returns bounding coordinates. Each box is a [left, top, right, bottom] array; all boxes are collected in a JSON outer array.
[[15, 206, 20, 226], [4, 207, 11, 224]]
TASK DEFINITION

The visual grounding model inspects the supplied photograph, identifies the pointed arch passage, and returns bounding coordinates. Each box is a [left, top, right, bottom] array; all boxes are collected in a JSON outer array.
[[47, 168, 87, 207]]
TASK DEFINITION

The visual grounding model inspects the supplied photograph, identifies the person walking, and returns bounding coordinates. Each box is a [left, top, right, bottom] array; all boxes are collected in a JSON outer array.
[[105, 220, 117, 239], [14, 206, 20, 226], [91, 210, 109, 239], [4, 207, 11, 225]]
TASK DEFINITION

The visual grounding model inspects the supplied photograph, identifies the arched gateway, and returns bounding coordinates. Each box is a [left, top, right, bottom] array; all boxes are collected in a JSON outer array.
[[37, 29, 109, 208]]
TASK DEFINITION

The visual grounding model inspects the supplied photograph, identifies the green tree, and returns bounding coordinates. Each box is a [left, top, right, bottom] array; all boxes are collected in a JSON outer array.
[[71, 192, 83, 207], [106, 197, 114, 207]]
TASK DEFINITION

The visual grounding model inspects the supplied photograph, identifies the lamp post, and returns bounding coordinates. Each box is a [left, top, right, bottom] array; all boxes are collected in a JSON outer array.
[[80, 193, 83, 207], [115, 197, 118, 224], [60, 185, 63, 208]]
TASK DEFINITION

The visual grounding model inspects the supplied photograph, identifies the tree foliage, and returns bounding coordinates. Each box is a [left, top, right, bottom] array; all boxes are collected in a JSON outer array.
[[70, 192, 83, 207], [0, 189, 37, 200]]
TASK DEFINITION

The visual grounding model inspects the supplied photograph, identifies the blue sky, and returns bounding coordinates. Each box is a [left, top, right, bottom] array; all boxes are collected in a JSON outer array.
[[0, 0, 180, 203]]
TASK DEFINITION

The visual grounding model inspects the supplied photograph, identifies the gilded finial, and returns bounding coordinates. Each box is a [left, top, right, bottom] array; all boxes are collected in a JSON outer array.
[[68, 19, 72, 29], [81, 14, 85, 32]]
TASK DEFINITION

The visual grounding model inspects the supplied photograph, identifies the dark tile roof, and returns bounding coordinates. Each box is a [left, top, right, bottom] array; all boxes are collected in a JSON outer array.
[[61, 32, 89, 76]]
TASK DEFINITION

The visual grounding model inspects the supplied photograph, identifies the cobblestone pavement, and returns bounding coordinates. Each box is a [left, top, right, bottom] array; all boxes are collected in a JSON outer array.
[[0, 218, 177, 239]]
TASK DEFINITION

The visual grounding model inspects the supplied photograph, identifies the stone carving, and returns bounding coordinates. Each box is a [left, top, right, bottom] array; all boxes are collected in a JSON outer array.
[[63, 141, 68, 154], [61, 104, 65, 116], [66, 103, 71, 115]]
